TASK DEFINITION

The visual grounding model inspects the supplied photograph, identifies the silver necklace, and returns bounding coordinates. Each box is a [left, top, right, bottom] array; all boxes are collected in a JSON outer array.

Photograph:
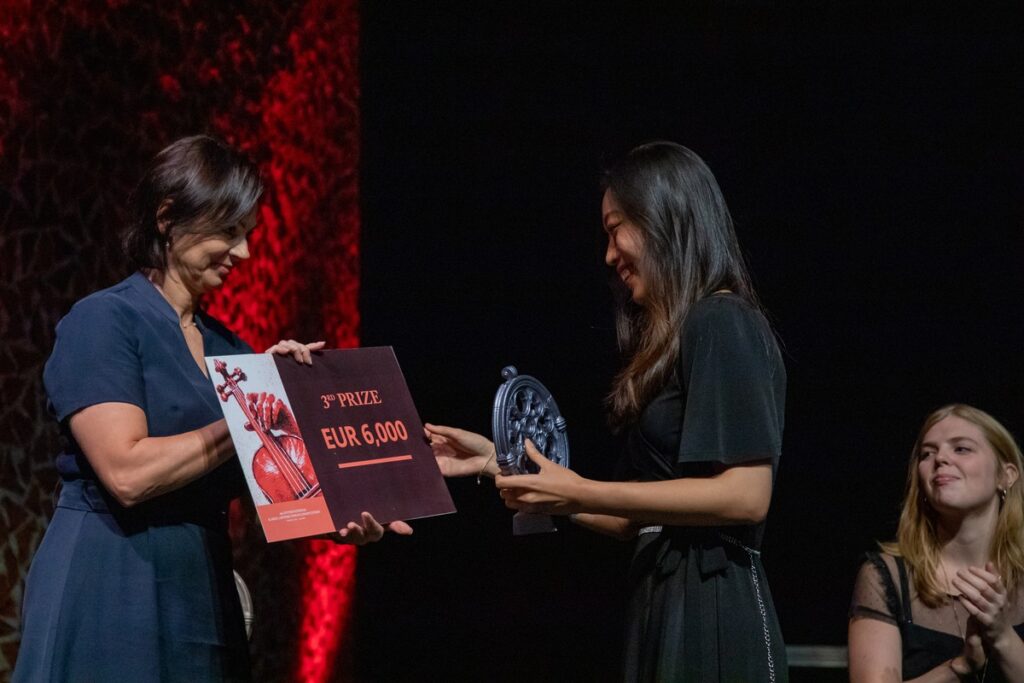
[[147, 274, 198, 331]]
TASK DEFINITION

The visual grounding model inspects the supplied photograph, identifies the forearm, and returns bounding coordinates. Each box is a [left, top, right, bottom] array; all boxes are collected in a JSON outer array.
[[570, 513, 638, 540], [851, 661, 957, 683], [848, 618, 979, 682], [571, 464, 772, 526], [848, 618, 906, 683], [901, 661, 967, 683], [93, 420, 235, 506], [990, 630, 1024, 681]]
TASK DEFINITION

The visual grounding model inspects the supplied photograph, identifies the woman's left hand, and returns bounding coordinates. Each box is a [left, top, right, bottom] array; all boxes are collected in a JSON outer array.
[[494, 439, 587, 515], [264, 339, 326, 365], [328, 511, 414, 546], [953, 562, 1014, 648]]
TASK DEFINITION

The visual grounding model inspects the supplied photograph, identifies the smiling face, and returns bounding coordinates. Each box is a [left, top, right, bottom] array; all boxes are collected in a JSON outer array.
[[917, 414, 1017, 517], [166, 208, 259, 296], [602, 189, 648, 305]]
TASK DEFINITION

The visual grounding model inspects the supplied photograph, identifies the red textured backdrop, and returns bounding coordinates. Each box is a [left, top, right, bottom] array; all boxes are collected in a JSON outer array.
[[0, 1, 361, 679]]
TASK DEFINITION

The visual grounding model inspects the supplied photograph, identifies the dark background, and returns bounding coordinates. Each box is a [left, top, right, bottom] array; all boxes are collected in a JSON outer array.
[[2, 2, 1021, 680], [353, 4, 1024, 681]]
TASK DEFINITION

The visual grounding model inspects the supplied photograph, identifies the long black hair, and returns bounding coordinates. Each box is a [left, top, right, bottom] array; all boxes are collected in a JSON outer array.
[[604, 141, 758, 428], [122, 135, 263, 270]]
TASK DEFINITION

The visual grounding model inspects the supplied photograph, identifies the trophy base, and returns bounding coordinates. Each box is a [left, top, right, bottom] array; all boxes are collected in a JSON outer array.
[[512, 511, 558, 536]]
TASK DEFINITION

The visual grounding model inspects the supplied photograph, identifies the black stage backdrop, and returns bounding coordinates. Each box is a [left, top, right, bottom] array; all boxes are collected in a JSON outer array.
[[2, 3, 1022, 682], [354, 4, 1023, 681]]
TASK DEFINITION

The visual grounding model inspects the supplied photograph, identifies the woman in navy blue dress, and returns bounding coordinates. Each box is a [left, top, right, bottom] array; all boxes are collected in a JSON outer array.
[[14, 136, 408, 682]]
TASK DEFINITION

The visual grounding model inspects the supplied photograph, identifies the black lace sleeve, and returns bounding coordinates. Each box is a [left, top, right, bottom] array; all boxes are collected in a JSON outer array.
[[849, 552, 903, 626]]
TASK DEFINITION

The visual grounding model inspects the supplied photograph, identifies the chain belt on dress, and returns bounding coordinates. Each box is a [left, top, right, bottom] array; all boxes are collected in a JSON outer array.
[[635, 525, 776, 683]]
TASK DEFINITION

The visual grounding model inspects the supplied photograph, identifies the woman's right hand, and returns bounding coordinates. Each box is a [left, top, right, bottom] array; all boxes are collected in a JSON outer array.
[[424, 424, 498, 479], [950, 616, 987, 678], [328, 511, 414, 545], [954, 563, 1013, 647]]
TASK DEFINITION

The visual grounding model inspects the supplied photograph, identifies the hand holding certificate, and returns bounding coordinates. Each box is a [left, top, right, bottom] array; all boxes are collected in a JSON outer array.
[[425, 424, 500, 479]]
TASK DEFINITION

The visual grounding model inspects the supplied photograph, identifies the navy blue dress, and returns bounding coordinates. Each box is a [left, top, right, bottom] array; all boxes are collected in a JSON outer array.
[[14, 272, 253, 682]]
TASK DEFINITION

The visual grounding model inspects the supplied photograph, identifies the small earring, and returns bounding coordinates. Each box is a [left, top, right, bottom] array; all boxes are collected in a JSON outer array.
[[998, 487, 1008, 503]]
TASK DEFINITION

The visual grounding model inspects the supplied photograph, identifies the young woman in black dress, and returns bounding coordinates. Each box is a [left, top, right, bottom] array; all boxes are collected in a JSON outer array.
[[428, 141, 787, 682], [849, 404, 1024, 682]]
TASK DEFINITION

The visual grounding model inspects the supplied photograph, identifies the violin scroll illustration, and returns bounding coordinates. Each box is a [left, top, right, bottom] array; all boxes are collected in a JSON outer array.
[[215, 359, 321, 502]]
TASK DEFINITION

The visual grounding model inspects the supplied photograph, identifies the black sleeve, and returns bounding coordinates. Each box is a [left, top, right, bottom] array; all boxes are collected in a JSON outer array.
[[849, 552, 903, 625], [677, 298, 785, 465]]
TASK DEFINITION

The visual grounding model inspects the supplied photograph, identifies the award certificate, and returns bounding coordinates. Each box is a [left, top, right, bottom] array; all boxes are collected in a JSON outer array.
[[207, 347, 455, 542]]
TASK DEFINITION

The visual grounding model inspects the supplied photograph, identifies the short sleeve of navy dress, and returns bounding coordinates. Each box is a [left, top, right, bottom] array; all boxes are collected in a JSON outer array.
[[14, 272, 255, 682]]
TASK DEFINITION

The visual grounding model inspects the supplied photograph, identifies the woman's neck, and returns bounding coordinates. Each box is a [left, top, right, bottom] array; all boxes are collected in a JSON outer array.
[[936, 504, 999, 570], [146, 268, 199, 325]]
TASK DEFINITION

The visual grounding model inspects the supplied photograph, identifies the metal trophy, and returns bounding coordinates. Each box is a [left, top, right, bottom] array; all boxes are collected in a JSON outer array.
[[491, 366, 570, 535]]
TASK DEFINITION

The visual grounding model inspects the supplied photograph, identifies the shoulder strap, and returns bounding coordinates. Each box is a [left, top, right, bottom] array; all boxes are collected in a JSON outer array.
[[864, 552, 909, 625], [894, 556, 913, 623]]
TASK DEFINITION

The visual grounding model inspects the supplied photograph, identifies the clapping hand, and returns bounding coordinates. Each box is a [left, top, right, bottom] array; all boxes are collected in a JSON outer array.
[[953, 563, 1013, 649], [948, 613, 987, 677]]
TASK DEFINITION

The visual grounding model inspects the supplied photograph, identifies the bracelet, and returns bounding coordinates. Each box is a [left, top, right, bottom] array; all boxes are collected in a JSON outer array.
[[476, 448, 497, 485]]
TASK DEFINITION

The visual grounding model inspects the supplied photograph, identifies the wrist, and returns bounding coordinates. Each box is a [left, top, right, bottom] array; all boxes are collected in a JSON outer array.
[[484, 450, 501, 477], [571, 477, 601, 513], [475, 447, 498, 483], [990, 627, 1017, 654]]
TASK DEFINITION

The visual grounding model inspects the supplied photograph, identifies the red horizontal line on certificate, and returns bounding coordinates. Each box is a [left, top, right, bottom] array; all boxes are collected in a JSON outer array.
[[337, 454, 413, 469]]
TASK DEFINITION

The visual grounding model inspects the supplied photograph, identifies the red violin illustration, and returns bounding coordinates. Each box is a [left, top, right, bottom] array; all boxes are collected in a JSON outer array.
[[215, 359, 321, 502]]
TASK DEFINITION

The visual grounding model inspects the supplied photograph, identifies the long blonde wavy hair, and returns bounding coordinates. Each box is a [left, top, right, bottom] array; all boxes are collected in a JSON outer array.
[[882, 404, 1024, 607]]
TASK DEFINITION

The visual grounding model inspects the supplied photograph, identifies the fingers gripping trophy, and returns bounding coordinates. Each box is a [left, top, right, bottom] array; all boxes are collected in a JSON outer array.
[[491, 366, 570, 535]]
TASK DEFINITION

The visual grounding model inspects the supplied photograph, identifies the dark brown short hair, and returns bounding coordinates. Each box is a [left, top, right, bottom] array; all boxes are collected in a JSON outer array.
[[122, 135, 263, 270]]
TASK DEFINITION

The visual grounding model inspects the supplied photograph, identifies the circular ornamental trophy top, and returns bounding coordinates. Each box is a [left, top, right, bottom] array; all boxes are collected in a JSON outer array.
[[491, 366, 570, 476]]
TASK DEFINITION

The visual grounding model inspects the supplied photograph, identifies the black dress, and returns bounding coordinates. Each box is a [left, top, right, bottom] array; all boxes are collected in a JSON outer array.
[[620, 293, 787, 683], [850, 552, 1024, 681]]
